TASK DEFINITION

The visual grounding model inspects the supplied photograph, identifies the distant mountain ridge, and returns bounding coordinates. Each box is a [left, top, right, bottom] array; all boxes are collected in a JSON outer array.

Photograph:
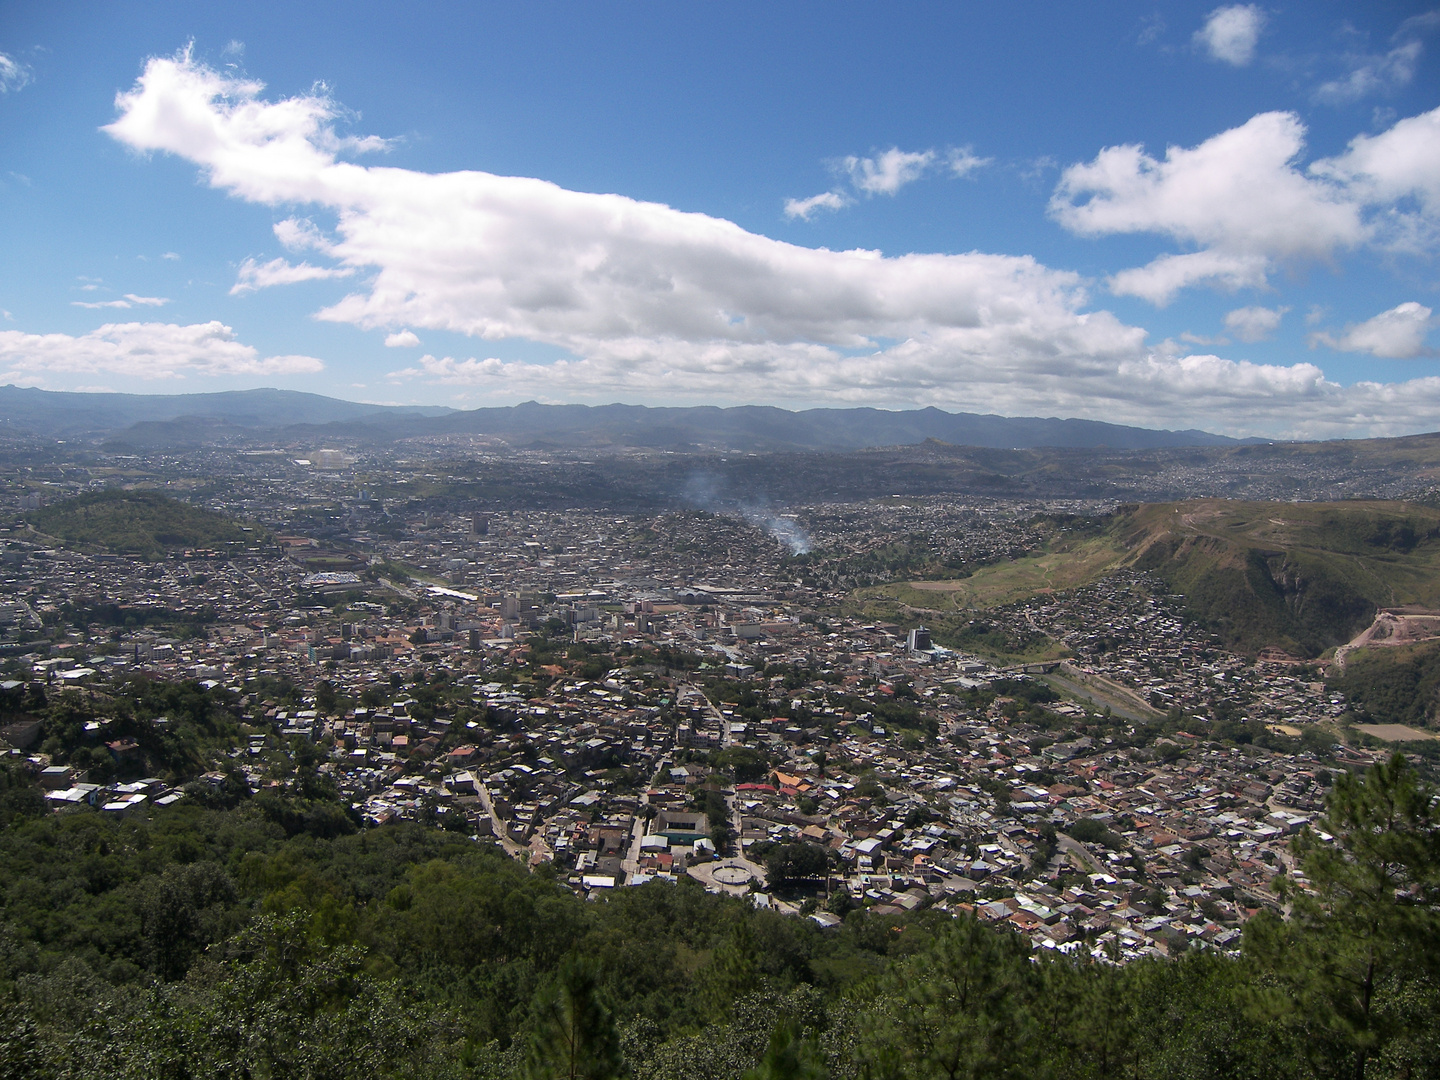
[[0, 385, 452, 438], [0, 385, 1260, 451], [414, 401, 1256, 451]]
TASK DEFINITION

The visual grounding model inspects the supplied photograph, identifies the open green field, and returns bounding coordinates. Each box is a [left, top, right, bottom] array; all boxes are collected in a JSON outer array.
[[841, 587, 1073, 665], [1354, 723, 1440, 742], [872, 534, 1126, 612]]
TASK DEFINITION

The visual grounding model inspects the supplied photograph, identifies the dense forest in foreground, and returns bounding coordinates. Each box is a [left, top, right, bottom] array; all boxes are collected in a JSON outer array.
[[0, 754, 1436, 1079]]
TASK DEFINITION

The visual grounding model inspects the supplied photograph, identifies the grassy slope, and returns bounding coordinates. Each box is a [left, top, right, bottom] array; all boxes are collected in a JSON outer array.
[[876, 533, 1127, 612], [1332, 638, 1440, 729], [848, 499, 1440, 659], [1122, 500, 1440, 656], [28, 490, 268, 559]]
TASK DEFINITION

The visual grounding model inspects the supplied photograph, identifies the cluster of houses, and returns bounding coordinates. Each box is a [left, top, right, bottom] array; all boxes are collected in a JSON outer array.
[[0, 481, 1410, 964]]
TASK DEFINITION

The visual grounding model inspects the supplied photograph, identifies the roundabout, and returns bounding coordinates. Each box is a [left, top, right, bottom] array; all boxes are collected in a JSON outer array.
[[711, 864, 752, 886], [687, 856, 767, 895]]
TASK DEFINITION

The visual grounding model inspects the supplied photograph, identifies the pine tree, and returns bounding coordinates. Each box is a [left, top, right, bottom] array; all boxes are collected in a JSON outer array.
[[524, 956, 624, 1080], [743, 1021, 827, 1080], [857, 915, 1038, 1080], [700, 919, 760, 1021], [1247, 752, 1440, 1079]]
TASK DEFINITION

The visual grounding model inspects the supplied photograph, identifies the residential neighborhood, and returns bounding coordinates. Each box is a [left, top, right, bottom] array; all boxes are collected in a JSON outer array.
[[0, 443, 1412, 967]]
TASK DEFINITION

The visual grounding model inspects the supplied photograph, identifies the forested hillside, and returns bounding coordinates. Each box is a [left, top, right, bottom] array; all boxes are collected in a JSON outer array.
[[1, 755, 1436, 1079], [1334, 640, 1440, 729], [26, 490, 268, 559], [1120, 501, 1440, 657]]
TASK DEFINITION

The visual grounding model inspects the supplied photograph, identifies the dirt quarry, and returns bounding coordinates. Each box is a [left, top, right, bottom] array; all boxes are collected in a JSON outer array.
[[1335, 608, 1440, 671]]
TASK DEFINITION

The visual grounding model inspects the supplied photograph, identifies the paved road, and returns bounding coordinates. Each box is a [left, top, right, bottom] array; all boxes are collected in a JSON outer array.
[[622, 757, 671, 879], [1055, 834, 1103, 874], [1043, 671, 1157, 725], [679, 683, 752, 853], [677, 682, 730, 744], [227, 560, 274, 604], [377, 576, 419, 601], [474, 776, 527, 858]]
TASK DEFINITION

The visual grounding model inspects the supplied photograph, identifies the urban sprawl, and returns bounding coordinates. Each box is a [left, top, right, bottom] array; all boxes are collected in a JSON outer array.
[[0, 445, 1390, 966]]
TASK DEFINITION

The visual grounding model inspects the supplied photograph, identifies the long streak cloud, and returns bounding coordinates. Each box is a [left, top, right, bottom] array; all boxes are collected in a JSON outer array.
[[97, 50, 1440, 439]]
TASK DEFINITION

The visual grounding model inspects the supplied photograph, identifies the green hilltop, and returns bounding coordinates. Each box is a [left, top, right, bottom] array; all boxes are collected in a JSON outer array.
[[27, 490, 269, 559], [851, 499, 1440, 659]]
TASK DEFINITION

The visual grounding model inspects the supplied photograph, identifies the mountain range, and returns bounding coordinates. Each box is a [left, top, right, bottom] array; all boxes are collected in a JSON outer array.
[[0, 385, 1260, 451]]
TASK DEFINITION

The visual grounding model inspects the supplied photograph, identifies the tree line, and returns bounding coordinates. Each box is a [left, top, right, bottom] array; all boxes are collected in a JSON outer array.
[[0, 754, 1435, 1078]]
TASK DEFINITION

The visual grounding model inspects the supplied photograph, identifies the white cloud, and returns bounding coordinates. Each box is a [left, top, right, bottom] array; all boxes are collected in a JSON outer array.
[[230, 256, 355, 295], [842, 148, 936, 195], [1178, 331, 1227, 346], [104, 54, 1114, 368], [0, 321, 324, 382], [69, 290, 169, 311], [1316, 12, 1438, 105], [1310, 302, 1435, 359], [103, 47, 389, 206], [1137, 14, 1166, 46], [1053, 107, 1440, 302], [947, 147, 992, 178], [1194, 5, 1266, 66], [384, 329, 420, 347], [1398, 10, 1440, 36], [161, 251, 181, 260], [1310, 107, 1440, 253], [1315, 41, 1423, 104], [94, 50, 1440, 438], [790, 146, 986, 217], [0, 52, 31, 93], [1223, 305, 1287, 342], [273, 216, 334, 252], [389, 354, 504, 383], [1109, 251, 1270, 306], [783, 191, 848, 220], [1053, 112, 1362, 259]]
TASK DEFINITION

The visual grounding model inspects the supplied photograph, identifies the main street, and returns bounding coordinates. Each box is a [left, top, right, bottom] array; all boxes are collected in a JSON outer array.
[[474, 774, 527, 859], [621, 756, 671, 879]]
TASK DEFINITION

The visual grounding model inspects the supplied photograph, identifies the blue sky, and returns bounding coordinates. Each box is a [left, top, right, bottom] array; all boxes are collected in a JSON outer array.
[[0, 1, 1437, 437]]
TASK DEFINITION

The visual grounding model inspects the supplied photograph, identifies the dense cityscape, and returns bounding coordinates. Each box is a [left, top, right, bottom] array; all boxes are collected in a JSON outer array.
[[3, 438, 1427, 971]]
